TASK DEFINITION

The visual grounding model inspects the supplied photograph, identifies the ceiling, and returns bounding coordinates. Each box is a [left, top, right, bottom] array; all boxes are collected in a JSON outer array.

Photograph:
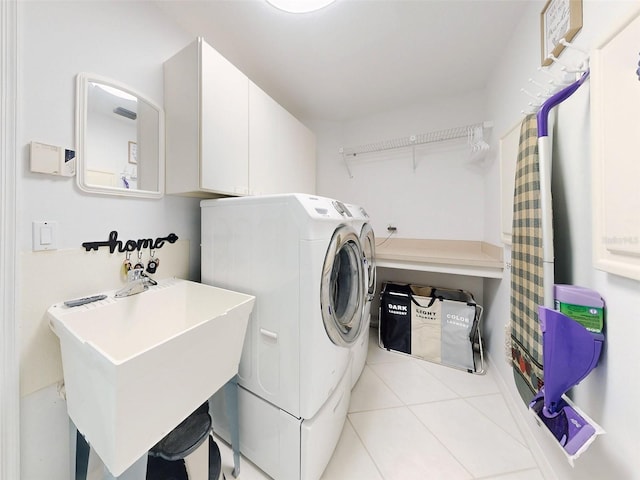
[[155, 0, 530, 122]]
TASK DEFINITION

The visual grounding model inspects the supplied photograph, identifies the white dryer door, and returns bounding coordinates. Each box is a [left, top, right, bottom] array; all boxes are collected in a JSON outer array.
[[361, 223, 376, 302], [320, 225, 365, 347]]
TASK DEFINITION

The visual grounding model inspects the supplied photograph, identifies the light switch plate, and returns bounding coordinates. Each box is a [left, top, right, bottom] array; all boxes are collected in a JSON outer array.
[[32, 221, 58, 251]]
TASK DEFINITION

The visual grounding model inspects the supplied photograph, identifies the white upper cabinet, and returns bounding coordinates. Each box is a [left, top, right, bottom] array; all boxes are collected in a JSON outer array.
[[164, 38, 316, 197], [249, 82, 316, 196], [164, 38, 249, 196], [591, 11, 640, 281], [200, 40, 250, 195]]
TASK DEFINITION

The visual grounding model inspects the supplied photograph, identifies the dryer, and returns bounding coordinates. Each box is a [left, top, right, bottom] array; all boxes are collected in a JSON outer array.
[[201, 194, 366, 480], [344, 203, 376, 388]]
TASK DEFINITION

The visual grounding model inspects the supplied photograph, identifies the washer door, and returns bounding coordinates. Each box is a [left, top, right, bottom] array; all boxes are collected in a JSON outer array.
[[320, 225, 365, 347], [360, 223, 376, 302]]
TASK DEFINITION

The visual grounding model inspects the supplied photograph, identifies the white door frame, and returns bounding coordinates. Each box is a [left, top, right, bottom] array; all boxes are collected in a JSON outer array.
[[1, 0, 21, 478]]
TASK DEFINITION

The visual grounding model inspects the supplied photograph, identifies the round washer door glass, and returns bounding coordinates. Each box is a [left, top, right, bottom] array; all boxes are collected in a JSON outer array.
[[321, 226, 365, 347]]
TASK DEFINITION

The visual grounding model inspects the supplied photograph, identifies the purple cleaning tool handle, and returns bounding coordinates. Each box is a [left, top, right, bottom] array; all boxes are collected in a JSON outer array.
[[537, 70, 590, 137]]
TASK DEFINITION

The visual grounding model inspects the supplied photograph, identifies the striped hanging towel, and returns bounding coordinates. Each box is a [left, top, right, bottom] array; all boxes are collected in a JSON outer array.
[[510, 114, 545, 400]]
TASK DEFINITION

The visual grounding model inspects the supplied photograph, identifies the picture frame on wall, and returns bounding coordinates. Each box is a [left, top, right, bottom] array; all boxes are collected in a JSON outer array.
[[128, 141, 137, 164], [540, 0, 583, 66]]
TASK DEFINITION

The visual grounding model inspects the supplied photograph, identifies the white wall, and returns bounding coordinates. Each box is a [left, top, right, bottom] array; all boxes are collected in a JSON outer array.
[[18, 0, 200, 256], [483, 1, 640, 479], [17, 2, 201, 478], [312, 89, 487, 241]]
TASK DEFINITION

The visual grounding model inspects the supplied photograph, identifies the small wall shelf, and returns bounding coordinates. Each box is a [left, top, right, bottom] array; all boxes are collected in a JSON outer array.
[[339, 121, 493, 178], [376, 238, 504, 279]]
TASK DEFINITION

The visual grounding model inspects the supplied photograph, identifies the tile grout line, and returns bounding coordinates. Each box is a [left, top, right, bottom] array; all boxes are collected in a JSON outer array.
[[405, 401, 476, 479], [343, 415, 388, 480], [472, 467, 544, 480], [366, 356, 461, 406], [364, 342, 538, 479], [406, 395, 536, 479], [461, 393, 532, 451], [359, 349, 477, 479]]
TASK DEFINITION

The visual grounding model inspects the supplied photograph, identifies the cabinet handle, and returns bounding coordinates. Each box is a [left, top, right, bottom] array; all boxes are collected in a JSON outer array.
[[260, 328, 278, 342]]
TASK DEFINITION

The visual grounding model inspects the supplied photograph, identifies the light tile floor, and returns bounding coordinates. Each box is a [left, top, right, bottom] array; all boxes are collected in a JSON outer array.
[[216, 329, 545, 480]]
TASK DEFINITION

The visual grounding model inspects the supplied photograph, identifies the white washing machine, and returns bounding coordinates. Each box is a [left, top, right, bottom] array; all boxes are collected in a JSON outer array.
[[201, 194, 366, 480], [344, 203, 376, 388]]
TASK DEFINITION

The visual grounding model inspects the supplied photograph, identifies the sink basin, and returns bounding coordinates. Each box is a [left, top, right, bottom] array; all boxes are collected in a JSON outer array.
[[48, 278, 255, 476]]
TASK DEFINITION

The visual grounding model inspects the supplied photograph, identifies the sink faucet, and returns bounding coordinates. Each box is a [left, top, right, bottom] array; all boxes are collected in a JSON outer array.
[[114, 268, 156, 298]]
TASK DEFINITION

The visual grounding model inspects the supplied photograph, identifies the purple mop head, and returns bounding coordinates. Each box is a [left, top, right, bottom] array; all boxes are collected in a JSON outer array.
[[530, 389, 599, 456]]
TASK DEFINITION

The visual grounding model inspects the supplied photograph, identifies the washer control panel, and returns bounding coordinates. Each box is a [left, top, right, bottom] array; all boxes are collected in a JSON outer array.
[[332, 200, 353, 218], [300, 195, 355, 220]]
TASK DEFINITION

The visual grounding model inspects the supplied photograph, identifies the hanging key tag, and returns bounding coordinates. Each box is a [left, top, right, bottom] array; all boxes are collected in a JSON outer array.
[[134, 250, 144, 270], [147, 250, 160, 274], [122, 252, 132, 280]]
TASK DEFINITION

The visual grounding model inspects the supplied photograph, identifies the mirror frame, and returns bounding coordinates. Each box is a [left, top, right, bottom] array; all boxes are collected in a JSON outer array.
[[76, 73, 165, 198]]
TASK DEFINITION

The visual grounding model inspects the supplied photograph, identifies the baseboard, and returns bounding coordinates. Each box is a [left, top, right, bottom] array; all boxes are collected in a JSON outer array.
[[487, 351, 558, 480]]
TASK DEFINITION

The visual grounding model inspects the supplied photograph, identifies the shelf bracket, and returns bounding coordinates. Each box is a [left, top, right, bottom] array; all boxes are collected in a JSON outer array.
[[339, 148, 353, 179], [410, 135, 417, 172]]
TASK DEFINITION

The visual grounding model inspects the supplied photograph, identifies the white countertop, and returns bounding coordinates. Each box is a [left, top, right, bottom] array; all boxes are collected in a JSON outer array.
[[375, 238, 504, 278]]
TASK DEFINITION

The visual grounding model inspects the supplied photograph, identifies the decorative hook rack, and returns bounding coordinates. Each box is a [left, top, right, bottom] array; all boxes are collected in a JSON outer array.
[[521, 37, 590, 115], [82, 231, 179, 253], [338, 121, 493, 178]]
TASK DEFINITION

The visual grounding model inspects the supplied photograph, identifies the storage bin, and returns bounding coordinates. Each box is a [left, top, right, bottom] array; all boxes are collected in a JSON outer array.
[[379, 282, 484, 373]]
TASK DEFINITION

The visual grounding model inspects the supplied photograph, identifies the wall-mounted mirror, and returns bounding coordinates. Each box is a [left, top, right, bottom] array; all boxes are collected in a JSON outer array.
[[76, 73, 164, 198]]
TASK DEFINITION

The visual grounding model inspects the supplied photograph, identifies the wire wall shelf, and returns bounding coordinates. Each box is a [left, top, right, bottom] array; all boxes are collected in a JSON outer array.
[[339, 121, 492, 178]]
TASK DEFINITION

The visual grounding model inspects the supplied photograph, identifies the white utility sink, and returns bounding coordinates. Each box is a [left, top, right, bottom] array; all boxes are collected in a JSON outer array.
[[48, 278, 255, 477]]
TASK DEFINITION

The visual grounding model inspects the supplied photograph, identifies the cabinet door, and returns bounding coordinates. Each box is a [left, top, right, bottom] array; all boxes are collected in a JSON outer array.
[[200, 40, 249, 195], [249, 83, 316, 195], [592, 11, 640, 280], [281, 106, 316, 195], [164, 40, 201, 195]]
